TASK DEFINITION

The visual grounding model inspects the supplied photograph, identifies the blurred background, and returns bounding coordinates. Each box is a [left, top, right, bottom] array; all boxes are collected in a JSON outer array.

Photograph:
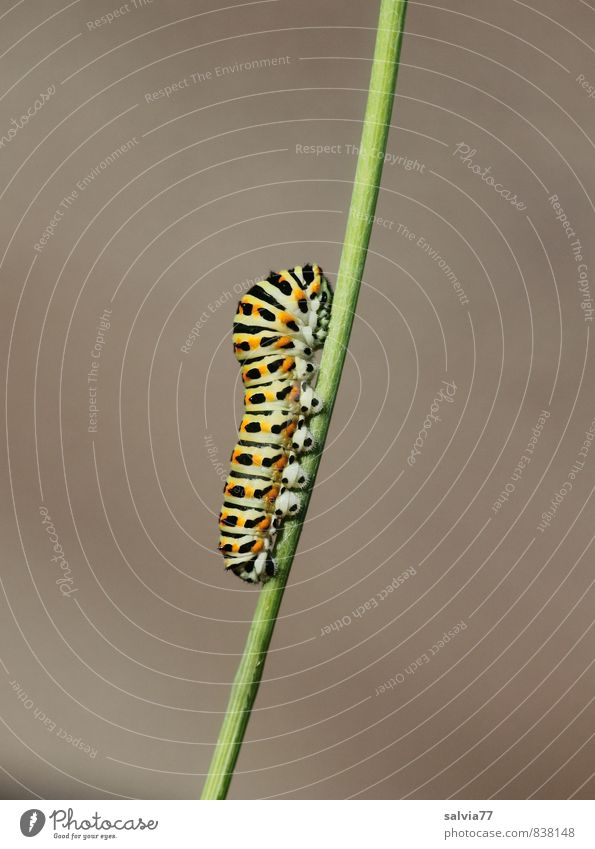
[[0, 0, 593, 799]]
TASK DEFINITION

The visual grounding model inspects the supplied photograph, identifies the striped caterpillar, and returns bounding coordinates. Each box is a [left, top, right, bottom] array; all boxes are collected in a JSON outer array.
[[218, 263, 333, 583]]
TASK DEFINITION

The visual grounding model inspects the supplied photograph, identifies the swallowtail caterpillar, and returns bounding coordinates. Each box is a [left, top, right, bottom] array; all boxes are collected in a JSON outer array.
[[218, 263, 332, 583]]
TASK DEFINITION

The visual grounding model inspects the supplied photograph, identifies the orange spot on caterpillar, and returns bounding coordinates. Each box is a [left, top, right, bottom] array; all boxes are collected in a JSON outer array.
[[264, 486, 279, 505]]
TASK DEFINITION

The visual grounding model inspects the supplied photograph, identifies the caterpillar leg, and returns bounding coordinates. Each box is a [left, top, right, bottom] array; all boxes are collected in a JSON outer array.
[[274, 487, 301, 518], [291, 419, 314, 452], [281, 458, 308, 488], [298, 382, 323, 415], [295, 357, 317, 380], [227, 551, 277, 583]]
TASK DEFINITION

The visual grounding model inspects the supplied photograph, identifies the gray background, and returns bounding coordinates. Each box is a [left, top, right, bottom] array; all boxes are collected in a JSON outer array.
[[0, 0, 593, 799]]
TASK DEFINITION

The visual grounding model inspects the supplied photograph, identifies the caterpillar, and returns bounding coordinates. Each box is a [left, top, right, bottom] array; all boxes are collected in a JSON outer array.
[[218, 263, 333, 583]]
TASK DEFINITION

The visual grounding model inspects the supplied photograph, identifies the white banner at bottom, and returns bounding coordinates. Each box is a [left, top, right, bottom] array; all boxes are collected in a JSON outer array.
[[0, 799, 592, 848]]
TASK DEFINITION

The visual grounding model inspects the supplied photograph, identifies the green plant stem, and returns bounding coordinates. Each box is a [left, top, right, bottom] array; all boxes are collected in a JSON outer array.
[[201, 0, 409, 800]]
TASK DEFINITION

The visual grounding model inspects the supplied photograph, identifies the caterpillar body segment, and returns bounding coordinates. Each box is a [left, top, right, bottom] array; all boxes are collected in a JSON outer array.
[[218, 505, 277, 537], [229, 443, 308, 490], [218, 263, 332, 583], [222, 475, 279, 507], [243, 380, 323, 416], [234, 334, 314, 363], [240, 354, 317, 387]]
